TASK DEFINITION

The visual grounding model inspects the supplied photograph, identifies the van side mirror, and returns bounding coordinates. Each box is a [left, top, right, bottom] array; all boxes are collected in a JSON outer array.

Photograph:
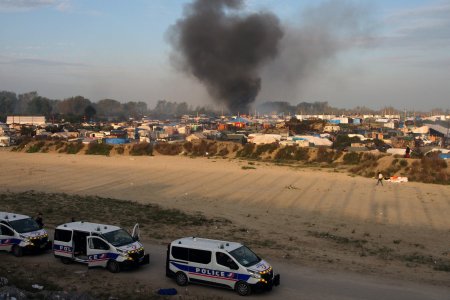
[[133, 236, 140, 242]]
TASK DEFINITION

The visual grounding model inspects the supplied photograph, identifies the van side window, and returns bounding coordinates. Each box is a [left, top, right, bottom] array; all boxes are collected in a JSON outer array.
[[89, 238, 110, 250], [172, 246, 189, 261], [0, 224, 14, 236], [189, 249, 211, 264], [216, 252, 238, 269], [54, 229, 72, 242]]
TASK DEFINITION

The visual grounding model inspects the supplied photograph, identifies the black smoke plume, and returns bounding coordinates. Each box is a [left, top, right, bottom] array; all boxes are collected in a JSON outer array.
[[168, 0, 283, 113], [261, 0, 377, 101]]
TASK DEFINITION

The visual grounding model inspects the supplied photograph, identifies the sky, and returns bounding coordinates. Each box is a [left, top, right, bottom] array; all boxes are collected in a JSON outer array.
[[0, 0, 449, 111]]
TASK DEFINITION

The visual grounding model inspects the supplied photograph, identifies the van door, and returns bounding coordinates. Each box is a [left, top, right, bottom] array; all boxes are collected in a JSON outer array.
[[87, 236, 112, 268], [0, 223, 19, 252], [53, 228, 73, 258], [186, 249, 214, 285], [214, 251, 241, 288], [131, 223, 140, 241]]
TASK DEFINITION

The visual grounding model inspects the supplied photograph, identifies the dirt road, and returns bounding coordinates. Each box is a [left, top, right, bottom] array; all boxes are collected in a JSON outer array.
[[2, 242, 448, 300]]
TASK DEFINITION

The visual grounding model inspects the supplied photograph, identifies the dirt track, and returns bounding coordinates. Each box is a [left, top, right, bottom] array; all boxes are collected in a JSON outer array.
[[1, 151, 450, 285]]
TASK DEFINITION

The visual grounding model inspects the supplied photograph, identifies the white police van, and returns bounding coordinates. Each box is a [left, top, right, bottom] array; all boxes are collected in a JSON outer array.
[[0, 211, 51, 256], [166, 237, 280, 296], [53, 221, 149, 273]]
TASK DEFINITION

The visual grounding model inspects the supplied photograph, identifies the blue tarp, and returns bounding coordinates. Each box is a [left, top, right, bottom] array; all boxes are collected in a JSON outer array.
[[104, 138, 130, 144], [439, 153, 450, 160]]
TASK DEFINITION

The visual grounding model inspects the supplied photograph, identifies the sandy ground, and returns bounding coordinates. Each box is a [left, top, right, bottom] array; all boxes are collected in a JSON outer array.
[[1, 150, 449, 286]]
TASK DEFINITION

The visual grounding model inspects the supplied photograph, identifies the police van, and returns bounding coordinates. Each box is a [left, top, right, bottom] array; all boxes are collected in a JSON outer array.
[[0, 211, 51, 256], [166, 237, 280, 296], [53, 221, 149, 273]]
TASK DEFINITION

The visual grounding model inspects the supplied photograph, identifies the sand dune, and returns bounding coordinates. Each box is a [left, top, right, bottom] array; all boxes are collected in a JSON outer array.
[[1, 151, 449, 285]]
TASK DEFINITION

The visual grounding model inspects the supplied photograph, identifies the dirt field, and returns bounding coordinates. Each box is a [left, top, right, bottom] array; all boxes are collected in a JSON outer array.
[[1, 150, 449, 286]]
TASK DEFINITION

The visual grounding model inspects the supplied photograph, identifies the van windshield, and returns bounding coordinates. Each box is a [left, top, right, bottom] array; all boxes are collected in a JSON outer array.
[[9, 218, 40, 234], [229, 246, 261, 267], [102, 229, 134, 247]]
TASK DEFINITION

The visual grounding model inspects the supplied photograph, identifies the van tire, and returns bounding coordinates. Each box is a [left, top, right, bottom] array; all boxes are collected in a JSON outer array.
[[107, 260, 120, 273], [12, 245, 23, 257], [175, 272, 188, 286], [235, 281, 251, 296], [61, 257, 72, 264]]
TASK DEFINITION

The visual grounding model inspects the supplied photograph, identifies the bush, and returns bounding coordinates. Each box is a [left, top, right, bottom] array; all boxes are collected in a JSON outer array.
[[333, 135, 361, 151], [26, 141, 45, 153], [316, 147, 334, 163], [274, 146, 296, 161], [12, 138, 32, 151], [407, 153, 449, 184], [116, 146, 125, 155], [85, 142, 113, 156], [399, 159, 408, 167], [343, 152, 361, 165], [183, 141, 193, 152], [154, 143, 182, 155], [236, 143, 255, 158], [218, 147, 229, 156], [130, 142, 153, 156], [65, 142, 84, 154], [55, 140, 65, 150], [191, 140, 215, 156], [294, 147, 310, 161], [254, 143, 278, 157]]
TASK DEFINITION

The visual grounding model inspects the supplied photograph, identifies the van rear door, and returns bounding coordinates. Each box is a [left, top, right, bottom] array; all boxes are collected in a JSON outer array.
[[87, 236, 112, 268], [53, 228, 73, 258]]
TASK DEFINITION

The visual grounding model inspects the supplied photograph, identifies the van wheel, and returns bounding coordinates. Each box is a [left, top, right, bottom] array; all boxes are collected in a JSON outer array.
[[235, 281, 251, 296], [107, 260, 120, 273], [175, 272, 188, 286], [61, 257, 72, 264], [12, 245, 23, 257]]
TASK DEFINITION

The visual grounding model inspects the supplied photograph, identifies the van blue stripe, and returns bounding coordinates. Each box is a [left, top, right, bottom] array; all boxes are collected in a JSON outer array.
[[170, 261, 251, 281]]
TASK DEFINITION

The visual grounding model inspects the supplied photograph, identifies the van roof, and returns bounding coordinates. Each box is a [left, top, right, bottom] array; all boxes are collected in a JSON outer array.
[[55, 221, 120, 234], [0, 212, 30, 222], [171, 237, 242, 252]]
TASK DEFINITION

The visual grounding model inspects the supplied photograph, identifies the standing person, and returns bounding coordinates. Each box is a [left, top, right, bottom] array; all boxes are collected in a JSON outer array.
[[376, 172, 383, 186], [35, 212, 44, 229]]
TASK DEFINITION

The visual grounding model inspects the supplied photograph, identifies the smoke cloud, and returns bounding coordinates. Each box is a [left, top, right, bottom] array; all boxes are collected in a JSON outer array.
[[261, 0, 377, 101], [168, 0, 283, 113]]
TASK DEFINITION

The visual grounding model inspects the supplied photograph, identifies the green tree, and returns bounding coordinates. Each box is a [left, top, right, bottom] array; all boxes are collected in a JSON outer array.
[[27, 96, 52, 116], [0, 91, 17, 121]]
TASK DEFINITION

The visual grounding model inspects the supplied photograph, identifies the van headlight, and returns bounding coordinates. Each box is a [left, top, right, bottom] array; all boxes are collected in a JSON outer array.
[[19, 235, 31, 243], [117, 249, 129, 256], [247, 270, 261, 279]]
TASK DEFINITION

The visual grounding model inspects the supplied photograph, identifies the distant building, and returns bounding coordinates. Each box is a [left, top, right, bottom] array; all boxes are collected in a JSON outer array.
[[6, 116, 46, 126]]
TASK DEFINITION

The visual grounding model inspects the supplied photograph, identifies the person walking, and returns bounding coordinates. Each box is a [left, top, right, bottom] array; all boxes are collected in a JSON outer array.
[[35, 212, 44, 229], [376, 172, 383, 186]]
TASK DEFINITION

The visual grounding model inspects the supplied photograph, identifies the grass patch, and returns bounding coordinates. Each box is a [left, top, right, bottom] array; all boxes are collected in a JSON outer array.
[[130, 142, 153, 156], [85, 143, 113, 156], [307, 231, 367, 247], [241, 166, 256, 170], [25, 141, 45, 153], [64, 141, 84, 154], [116, 145, 125, 154], [0, 191, 232, 240], [154, 142, 182, 155]]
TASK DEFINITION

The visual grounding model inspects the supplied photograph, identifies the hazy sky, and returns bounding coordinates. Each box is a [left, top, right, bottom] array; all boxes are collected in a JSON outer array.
[[0, 0, 449, 111]]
